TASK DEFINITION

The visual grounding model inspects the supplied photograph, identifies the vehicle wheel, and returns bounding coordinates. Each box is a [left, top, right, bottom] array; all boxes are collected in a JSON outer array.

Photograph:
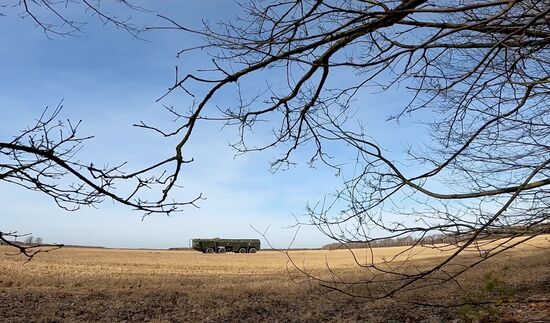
[[205, 248, 214, 253], [238, 248, 247, 253], [217, 247, 226, 253], [249, 248, 257, 253]]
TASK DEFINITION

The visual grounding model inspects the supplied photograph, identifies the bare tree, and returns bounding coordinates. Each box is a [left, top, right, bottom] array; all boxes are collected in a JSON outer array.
[[143, 0, 549, 300], [0, 2, 202, 258], [1, 0, 549, 300], [0, 0, 147, 37], [23, 235, 34, 245], [0, 101, 204, 257], [1, 102, 202, 213], [1, 230, 59, 259]]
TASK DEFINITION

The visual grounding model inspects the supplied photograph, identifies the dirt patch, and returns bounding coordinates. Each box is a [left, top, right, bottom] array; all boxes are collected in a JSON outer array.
[[0, 284, 548, 322]]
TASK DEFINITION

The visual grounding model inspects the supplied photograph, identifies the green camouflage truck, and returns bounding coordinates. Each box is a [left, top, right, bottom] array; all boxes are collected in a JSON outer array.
[[191, 238, 261, 253]]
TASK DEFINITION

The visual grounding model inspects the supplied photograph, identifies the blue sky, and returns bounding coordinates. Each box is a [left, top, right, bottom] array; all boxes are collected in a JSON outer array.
[[0, 1, 425, 248]]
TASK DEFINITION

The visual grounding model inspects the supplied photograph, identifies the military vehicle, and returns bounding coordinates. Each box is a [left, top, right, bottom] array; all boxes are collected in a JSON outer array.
[[191, 238, 261, 253]]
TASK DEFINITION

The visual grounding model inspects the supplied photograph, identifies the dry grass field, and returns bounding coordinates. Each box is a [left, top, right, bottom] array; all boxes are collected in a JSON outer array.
[[0, 235, 548, 322]]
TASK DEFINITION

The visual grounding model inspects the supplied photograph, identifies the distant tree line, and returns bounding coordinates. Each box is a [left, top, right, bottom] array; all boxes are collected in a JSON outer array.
[[322, 223, 550, 250], [23, 236, 44, 245], [0, 236, 43, 246]]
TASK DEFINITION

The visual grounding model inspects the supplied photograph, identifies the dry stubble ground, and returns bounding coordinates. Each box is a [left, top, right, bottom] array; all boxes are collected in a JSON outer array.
[[0, 235, 548, 322]]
